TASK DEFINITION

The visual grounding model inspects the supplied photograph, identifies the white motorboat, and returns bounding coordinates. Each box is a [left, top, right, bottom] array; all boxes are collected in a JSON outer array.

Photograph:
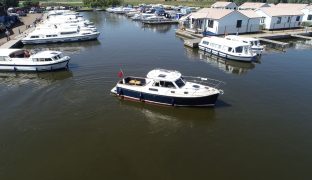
[[225, 35, 264, 55], [111, 69, 224, 107], [22, 27, 100, 44], [141, 16, 179, 24], [131, 13, 154, 21], [199, 36, 257, 62], [0, 49, 70, 72]]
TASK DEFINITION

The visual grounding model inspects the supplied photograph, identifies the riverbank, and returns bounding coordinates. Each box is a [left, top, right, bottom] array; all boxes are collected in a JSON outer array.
[[0, 13, 45, 48]]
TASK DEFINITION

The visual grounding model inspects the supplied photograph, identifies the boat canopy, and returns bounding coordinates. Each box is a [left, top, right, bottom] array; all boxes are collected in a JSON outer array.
[[31, 51, 62, 58], [225, 35, 259, 42], [0, 49, 24, 57], [201, 36, 250, 47], [147, 69, 182, 82]]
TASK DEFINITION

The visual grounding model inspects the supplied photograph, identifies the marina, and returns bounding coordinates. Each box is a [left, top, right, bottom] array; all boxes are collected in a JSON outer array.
[[1, 3, 312, 180]]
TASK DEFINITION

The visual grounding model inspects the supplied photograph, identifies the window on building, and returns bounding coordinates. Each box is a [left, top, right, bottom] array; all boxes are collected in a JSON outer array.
[[308, 15, 312, 20], [208, 20, 214, 28], [287, 16, 291, 23], [260, 17, 265, 24], [236, 20, 242, 28], [277, 17, 282, 24], [296, 16, 300, 21]]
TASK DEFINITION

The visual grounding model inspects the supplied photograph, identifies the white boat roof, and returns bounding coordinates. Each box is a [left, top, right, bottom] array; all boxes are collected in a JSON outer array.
[[225, 35, 259, 42], [29, 27, 78, 35], [0, 49, 22, 56], [146, 69, 182, 82], [31, 51, 62, 58], [201, 36, 250, 47]]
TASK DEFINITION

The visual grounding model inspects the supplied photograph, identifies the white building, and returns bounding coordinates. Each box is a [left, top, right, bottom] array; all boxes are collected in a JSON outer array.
[[211, 1, 237, 10], [274, 3, 308, 10], [301, 5, 312, 22], [239, 2, 270, 10], [256, 7, 304, 30], [183, 8, 261, 35]]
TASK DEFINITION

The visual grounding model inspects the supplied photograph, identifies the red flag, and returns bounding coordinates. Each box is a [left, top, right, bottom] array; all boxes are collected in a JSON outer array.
[[118, 69, 124, 78]]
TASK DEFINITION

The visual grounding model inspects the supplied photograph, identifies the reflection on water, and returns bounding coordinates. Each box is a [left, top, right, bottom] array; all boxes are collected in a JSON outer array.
[[117, 100, 216, 135], [184, 47, 256, 75], [286, 39, 312, 50], [141, 24, 177, 33], [23, 41, 101, 55], [0, 70, 73, 89]]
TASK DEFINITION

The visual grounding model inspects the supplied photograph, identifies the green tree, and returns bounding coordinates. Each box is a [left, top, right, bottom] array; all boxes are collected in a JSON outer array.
[[83, 0, 123, 7], [22, 0, 40, 7], [0, 0, 19, 8]]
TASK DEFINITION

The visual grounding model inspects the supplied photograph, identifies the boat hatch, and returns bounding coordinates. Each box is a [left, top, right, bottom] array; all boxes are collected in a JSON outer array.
[[158, 74, 166, 78]]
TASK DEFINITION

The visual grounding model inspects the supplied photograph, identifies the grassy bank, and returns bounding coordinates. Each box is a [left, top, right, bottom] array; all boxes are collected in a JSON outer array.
[[39, 0, 83, 6], [38, 0, 213, 8]]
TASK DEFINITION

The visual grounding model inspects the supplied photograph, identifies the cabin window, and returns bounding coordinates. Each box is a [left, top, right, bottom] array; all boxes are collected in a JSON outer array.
[[203, 41, 209, 45], [236, 20, 242, 28], [228, 47, 232, 52], [60, 31, 76, 35], [156, 81, 175, 88], [45, 58, 52, 61], [277, 17, 282, 24], [175, 78, 185, 88], [208, 20, 214, 28], [30, 36, 39, 38], [0, 56, 6, 61], [308, 15, 312, 20], [244, 46, 248, 54], [46, 35, 57, 37], [235, 46, 243, 53], [287, 16, 291, 23], [296, 16, 300, 21]]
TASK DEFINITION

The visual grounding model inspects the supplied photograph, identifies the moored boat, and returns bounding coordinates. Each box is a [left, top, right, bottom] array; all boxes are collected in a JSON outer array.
[[199, 36, 257, 62], [111, 69, 224, 107], [0, 49, 70, 72], [225, 35, 264, 55], [22, 27, 100, 45]]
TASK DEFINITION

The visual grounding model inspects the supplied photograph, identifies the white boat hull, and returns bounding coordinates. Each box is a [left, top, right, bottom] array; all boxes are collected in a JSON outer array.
[[199, 45, 255, 62], [22, 33, 100, 45], [0, 60, 69, 72]]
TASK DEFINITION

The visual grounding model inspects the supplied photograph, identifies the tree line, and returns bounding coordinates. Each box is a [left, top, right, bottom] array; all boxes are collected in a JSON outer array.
[[82, 0, 123, 7]]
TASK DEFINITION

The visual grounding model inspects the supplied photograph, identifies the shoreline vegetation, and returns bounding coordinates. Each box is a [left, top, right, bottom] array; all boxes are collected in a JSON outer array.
[[37, 0, 311, 8]]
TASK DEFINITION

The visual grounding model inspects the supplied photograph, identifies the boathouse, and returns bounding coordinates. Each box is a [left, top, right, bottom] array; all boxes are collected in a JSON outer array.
[[181, 8, 261, 35], [256, 7, 304, 30], [211, 1, 237, 10], [238, 2, 270, 10]]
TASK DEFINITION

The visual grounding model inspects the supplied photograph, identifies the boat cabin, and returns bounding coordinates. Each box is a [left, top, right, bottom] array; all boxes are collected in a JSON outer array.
[[146, 69, 186, 89], [201, 37, 252, 55], [31, 51, 64, 62], [225, 35, 261, 47]]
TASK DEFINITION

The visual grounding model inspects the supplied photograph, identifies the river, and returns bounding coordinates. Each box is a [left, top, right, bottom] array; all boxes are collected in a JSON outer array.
[[0, 12, 311, 179]]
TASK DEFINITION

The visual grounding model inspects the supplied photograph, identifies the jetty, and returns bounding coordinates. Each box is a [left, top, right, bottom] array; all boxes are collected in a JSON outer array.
[[0, 14, 45, 49], [184, 38, 201, 48], [177, 28, 312, 51]]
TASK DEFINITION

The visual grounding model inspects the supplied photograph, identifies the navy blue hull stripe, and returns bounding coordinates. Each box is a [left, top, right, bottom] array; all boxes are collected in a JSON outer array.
[[117, 87, 219, 106], [0, 60, 69, 67]]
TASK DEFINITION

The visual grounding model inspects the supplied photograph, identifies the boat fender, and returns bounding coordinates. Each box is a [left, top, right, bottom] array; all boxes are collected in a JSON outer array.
[[117, 88, 123, 96], [171, 98, 175, 106]]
